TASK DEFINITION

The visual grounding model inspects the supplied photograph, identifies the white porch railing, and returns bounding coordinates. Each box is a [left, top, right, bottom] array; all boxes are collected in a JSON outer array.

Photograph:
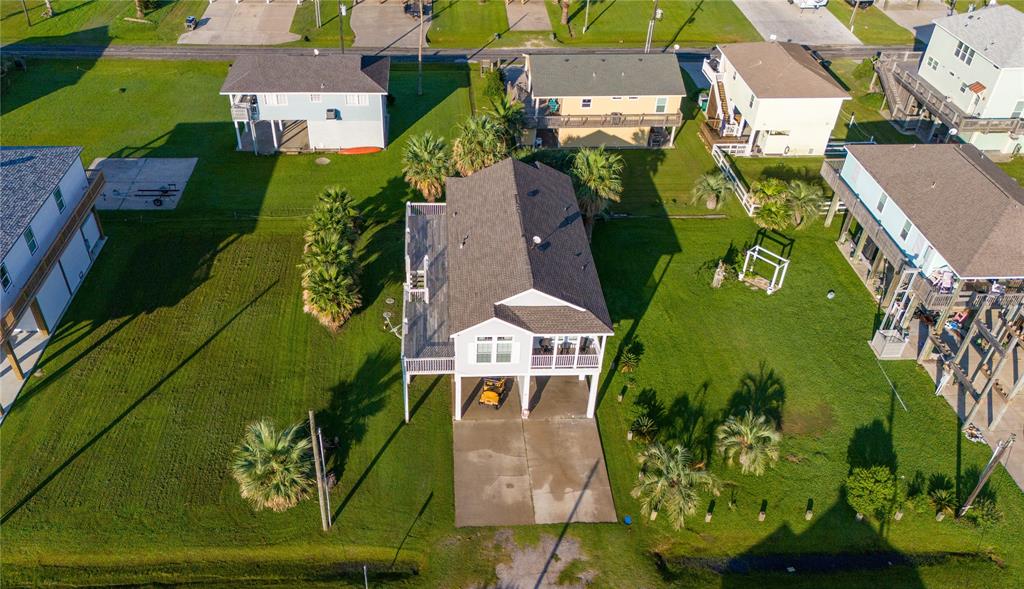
[[711, 145, 757, 215], [531, 354, 600, 370], [404, 357, 455, 374], [409, 202, 446, 215]]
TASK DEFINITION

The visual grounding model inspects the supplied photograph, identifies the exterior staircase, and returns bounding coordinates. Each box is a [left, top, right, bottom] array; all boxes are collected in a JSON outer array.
[[716, 80, 730, 121]]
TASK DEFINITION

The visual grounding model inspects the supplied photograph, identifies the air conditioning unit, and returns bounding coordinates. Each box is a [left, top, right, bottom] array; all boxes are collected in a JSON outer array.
[[326, 109, 340, 120]]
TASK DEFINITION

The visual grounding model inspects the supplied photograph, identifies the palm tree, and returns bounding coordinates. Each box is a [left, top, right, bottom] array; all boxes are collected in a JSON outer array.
[[750, 177, 788, 205], [41, 0, 54, 18], [558, 0, 572, 26], [571, 146, 624, 240], [402, 132, 451, 202], [451, 115, 508, 176], [231, 420, 314, 512], [134, 0, 146, 19], [715, 411, 781, 476], [690, 171, 733, 210], [302, 258, 362, 331], [311, 186, 361, 235], [631, 442, 720, 530], [785, 179, 824, 228], [754, 200, 791, 232], [490, 94, 525, 148]]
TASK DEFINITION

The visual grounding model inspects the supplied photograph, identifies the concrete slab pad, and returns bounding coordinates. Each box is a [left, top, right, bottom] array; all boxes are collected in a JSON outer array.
[[89, 158, 198, 210], [178, 0, 300, 45], [878, 0, 948, 44], [457, 377, 524, 421], [506, 0, 551, 32], [351, 1, 429, 49], [523, 419, 616, 524], [1, 329, 48, 418], [733, 0, 862, 45], [454, 420, 535, 527]]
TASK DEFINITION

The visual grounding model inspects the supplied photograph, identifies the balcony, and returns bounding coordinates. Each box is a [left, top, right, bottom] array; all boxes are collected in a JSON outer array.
[[530, 336, 601, 370], [876, 54, 1024, 135], [820, 160, 908, 268], [230, 95, 259, 122], [523, 110, 683, 130], [401, 202, 454, 375], [2, 172, 105, 340]]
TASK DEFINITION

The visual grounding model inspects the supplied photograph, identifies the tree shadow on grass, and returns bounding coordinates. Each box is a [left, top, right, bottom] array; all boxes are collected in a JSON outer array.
[[724, 362, 786, 428], [661, 380, 717, 463], [0, 27, 109, 112], [846, 418, 897, 474], [1, 280, 278, 524]]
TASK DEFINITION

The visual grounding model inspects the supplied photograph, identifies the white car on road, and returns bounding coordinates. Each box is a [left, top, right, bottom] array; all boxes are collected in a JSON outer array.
[[790, 0, 829, 8]]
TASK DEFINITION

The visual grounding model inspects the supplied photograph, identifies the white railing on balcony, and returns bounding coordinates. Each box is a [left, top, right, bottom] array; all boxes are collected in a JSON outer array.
[[531, 354, 600, 370], [404, 357, 455, 374], [409, 202, 446, 215]]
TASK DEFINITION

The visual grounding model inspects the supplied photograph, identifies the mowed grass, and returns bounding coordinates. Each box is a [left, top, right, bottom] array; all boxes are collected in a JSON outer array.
[[825, 1, 914, 46], [0, 0, 208, 45], [2, 58, 1024, 587], [546, 0, 762, 47], [998, 157, 1024, 186], [827, 58, 919, 145]]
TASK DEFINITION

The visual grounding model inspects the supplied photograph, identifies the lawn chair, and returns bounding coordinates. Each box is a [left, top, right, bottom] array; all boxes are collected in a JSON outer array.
[[478, 377, 508, 409]]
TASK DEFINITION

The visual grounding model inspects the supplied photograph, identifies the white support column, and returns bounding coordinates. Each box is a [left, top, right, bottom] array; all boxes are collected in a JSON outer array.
[[454, 376, 463, 421], [778, 261, 789, 289], [250, 122, 258, 155], [233, 121, 242, 150], [768, 264, 780, 295], [271, 121, 280, 150], [668, 125, 678, 147], [586, 373, 598, 418], [520, 372, 531, 418], [402, 361, 410, 423]]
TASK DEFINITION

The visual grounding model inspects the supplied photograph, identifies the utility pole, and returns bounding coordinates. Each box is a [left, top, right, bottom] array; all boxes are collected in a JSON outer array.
[[958, 434, 1015, 518], [584, 0, 591, 34], [848, 1, 859, 33], [417, 0, 424, 96], [317, 426, 332, 523], [308, 410, 330, 531], [315, 0, 322, 28], [19, 0, 31, 27], [644, 0, 661, 54], [339, 0, 346, 53]]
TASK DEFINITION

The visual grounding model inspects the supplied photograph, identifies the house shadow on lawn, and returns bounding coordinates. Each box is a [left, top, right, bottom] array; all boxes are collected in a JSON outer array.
[[0, 27, 109, 111]]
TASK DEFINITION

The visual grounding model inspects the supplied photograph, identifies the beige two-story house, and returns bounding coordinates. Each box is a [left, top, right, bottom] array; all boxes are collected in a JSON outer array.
[[510, 53, 686, 149]]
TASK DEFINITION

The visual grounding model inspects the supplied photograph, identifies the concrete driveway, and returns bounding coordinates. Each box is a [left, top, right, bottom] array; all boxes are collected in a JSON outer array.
[[732, 0, 862, 45], [878, 0, 949, 44], [351, 0, 429, 49], [178, 0, 300, 45], [453, 417, 616, 527]]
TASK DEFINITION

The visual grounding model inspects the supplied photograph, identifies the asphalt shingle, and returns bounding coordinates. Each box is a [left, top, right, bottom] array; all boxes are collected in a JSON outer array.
[[220, 54, 390, 94], [1, 146, 82, 258]]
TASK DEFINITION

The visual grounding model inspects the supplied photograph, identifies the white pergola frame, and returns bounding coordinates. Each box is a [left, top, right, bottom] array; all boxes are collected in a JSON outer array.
[[739, 245, 790, 295]]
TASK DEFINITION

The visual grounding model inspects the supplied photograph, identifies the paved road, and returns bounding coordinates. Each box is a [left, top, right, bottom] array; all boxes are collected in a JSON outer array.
[[0, 42, 902, 63], [733, 0, 861, 45]]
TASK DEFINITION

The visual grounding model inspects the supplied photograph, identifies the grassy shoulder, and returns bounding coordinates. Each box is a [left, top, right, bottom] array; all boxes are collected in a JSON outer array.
[[825, 2, 914, 46], [0, 0, 208, 45], [545, 0, 762, 47]]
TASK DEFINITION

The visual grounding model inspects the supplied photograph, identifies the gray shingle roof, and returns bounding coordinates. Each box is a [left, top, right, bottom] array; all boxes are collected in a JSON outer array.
[[445, 159, 613, 335], [845, 143, 1024, 279], [1, 146, 82, 258], [527, 53, 686, 98], [718, 42, 850, 99], [932, 5, 1024, 68], [220, 54, 390, 94]]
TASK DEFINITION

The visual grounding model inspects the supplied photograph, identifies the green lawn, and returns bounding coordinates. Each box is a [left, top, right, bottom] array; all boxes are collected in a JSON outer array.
[[288, 0, 356, 47], [825, 2, 914, 46], [998, 158, 1024, 186], [2, 57, 1024, 588], [0, 0, 208, 45], [826, 58, 919, 145], [546, 0, 762, 47]]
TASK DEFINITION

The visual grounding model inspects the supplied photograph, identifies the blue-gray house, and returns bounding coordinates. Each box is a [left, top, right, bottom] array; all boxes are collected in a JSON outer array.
[[220, 54, 390, 154]]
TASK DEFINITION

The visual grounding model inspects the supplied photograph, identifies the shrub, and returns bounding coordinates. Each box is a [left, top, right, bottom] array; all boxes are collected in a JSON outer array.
[[929, 488, 957, 517], [482, 68, 505, 102], [618, 340, 644, 373], [846, 466, 897, 519], [964, 498, 1003, 527], [852, 58, 875, 81], [630, 415, 658, 444]]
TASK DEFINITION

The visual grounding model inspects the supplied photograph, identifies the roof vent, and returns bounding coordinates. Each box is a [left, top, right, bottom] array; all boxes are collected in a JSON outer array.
[[532, 235, 542, 245]]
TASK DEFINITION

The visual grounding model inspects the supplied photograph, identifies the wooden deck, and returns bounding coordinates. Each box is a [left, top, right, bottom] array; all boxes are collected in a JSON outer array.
[[402, 204, 454, 372]]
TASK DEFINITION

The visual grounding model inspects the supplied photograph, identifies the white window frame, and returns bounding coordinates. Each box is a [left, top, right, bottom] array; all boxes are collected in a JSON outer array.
[[876, 192, 888, 213], [580, 98, 592, 109], [495, 337, 513, 363], [611, 96, 623, 101], [25, 227, 37, 254], [265, 93, 288, 106], [344, 94, 369, 106], [960, 82, 968, 94], [53, 186, 65, 213], [954, 41, 975, 65], [656, 96, 668, 113], [1011, 100, 1023, 119], [475, 336, 494, 364], [310, 93, 322, 103], [0, 262, 11, 291], [627, 96, 639, 101], [900, 220, 912, 240]]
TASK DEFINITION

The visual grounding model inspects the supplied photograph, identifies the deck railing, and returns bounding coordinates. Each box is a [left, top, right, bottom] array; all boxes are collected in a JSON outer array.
[[404, 357, 455, 374], [523, 111, 683, 130], [531, 354, 600, 370], [2, 172, 105, 341], [711, 145, 756, 215]]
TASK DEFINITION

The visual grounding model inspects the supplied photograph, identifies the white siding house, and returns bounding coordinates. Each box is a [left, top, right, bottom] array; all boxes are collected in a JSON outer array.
[[400, 160, 613, 423], [701, 42, 850, 156], [220, 54, 390, 154], [2, 147, 106, 412]]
